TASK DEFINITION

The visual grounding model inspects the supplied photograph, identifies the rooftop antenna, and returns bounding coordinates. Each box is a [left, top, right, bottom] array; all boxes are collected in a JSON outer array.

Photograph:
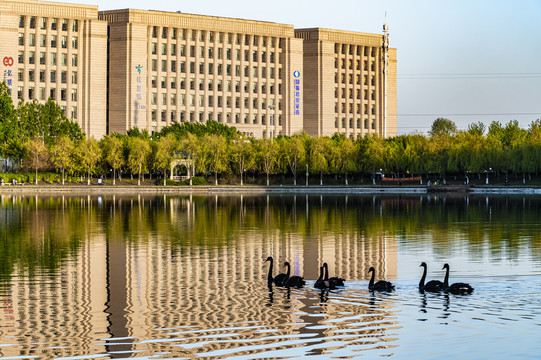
[[382, 13, 389, 138]]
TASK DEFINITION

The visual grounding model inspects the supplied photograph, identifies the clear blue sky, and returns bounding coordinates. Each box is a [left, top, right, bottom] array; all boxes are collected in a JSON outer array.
[[59, 0, 541, 135]]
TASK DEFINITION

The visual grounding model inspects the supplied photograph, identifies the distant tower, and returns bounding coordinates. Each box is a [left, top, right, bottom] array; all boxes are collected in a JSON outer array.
[[383, 21, 389, 138]]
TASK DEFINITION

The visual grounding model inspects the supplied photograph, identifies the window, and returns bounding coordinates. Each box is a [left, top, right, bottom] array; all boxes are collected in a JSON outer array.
[[72, 71, 77, 84], [61, 53, 67, 66], [72, 20, 78, 32], [72, 54, 77, 67], [29, 34, 35, 46], [61, 71, 66, 84], [62, 19, 68, 31], [171, 44, 176, 56], [72, 37, 78, 49], [50, 89, 56, 100], [40, 70, 45, 82], [40, 52, 45, 65], [170, 77, 176, 89], [151, 76, 157, 88], [161, 76, 166, 88], [71, 106, 77, 119], [152, 43, 157, 55], [162, 27, 168, 39], [51, 53, 56, 65], [51, 35, 57, 48], [161, 43, 166, 55], [51, 18, 57, 31], [29, 51, 35, 65], [19, 16, 25, 28], [18, 33, 24, 46], [40, 88, 45, 100], [71, 89, 77, 101], [18, 69, 23, 82]]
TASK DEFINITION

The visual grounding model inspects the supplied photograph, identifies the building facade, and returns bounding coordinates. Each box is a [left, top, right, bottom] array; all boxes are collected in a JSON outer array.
[[296, 28, 397, 138], [0, 0, 108, 138], [99, 9, 304, 138], [0, 0, 396, 140]]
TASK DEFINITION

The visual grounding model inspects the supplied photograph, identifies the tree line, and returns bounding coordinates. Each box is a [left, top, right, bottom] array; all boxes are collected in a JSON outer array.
[[1, 82, 541, 186]]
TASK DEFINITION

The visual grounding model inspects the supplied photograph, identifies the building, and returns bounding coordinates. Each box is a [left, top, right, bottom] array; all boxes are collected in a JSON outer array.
[[0, 0, 108, 138], [296, 28, 397, 138], [0, 0, 396, 139], [99, 9, 304, 138]]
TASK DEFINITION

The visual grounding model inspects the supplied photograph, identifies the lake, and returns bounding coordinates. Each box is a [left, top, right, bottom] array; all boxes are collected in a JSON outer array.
[[0, 192, 540, 359]]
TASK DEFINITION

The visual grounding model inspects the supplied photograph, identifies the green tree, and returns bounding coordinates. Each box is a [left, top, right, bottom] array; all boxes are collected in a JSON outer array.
[[127, 137, 151, 185], [309, 137, 331, 185], [0, 82, 21, 160], [255, 138, 278, 186], [76, 137, 101, 185], [278, 134, 307, 185], [153, 134, 178, 186], [429, 118, 457, 138], [23, 137, 49, 185], [230, 133, 253, 185], [330, 134, 357, 185], [203, 133, 228, 185], [50, 135, 74, 185], [100, 135, 125, 185]]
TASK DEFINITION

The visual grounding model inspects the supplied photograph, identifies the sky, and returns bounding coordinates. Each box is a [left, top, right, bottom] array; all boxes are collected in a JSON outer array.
[[57, 0, 541, 135]]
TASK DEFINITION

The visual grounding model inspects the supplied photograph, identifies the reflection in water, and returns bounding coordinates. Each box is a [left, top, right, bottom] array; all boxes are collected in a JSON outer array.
[[0, 193, 540, 358]]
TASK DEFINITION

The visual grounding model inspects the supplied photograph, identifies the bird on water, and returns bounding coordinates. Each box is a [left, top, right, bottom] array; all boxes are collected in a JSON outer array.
[[442, 263, 474, 295], [419, 262, 444, 292], [368, 267, 395, 292]]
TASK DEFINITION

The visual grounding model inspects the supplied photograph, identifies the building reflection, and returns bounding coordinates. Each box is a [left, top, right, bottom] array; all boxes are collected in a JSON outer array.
[[0, 194, 398, 357]]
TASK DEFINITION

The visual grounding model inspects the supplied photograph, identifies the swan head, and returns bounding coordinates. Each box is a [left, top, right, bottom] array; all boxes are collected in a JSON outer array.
[[283, 261, 290, 267], [442, 263, 449, 270], [265, 256, 273, 262], [368, 267, 375, 273], [323, 262, 328, 268], [420, 262, 427, 268]]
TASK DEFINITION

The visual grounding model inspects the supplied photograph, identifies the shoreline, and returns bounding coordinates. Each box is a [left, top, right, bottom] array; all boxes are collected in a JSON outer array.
[[1, 184, 541, 195]]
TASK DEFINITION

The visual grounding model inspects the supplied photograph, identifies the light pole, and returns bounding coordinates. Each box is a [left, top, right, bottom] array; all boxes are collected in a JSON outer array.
[[306, 164, 308, 186]]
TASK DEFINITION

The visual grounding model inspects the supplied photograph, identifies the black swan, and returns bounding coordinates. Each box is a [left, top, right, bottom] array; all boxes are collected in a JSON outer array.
[[265, 256, 287, 286], [442, 263, 474, 295], [419, 262, 444, 292], [314, 266, 326, 289], [368, 267, 395, 292], [323, 263, 345, 288], [283, 261, 306, 288]]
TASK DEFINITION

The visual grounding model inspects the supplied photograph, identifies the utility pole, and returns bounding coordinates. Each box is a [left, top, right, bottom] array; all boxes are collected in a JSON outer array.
[[382, 21, 389, 139]]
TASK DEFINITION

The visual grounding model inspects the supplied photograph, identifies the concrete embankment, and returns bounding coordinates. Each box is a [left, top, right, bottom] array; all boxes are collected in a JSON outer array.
[[1, 184, 541, 195]]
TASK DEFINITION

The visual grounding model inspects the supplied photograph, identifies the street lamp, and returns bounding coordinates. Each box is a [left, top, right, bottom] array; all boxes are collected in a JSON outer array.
[[306, 164, 308, 186]]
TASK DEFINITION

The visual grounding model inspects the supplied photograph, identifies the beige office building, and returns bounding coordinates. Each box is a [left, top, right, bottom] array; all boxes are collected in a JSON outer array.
[[0, 0, 396, 139], [0, 0, 108, 138], [296, 28, 397, 138], [99, 9, 304, 138]]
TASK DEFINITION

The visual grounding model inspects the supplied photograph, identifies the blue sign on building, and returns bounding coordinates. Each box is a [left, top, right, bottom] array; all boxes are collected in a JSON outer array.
[[293, 71, 301, 115]]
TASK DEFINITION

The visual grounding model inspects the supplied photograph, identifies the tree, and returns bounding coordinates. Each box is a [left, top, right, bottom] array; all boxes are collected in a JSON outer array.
[[153, 134, 178, 186], [278, 134, 307, 185], [100, 135, 124, 185], [230, 133, 253, 185], [127, 137, 151, 185], [23, 137, 49, 184], [255, 138, 278, 186], [309, 137, 331, 185], [76, 137, 101, 185], [330, 134, 356, 185], [203, 133, 228, 185], [429, 118, 457, 138], [50, 135, 74, 185], [0, 82, 21, 160]]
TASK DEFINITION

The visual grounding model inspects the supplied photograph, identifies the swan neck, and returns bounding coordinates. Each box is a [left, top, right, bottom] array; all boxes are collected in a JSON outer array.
[[443, 267, 449, 287], [369, 269, 375, 288], [419, 266, 427, 288], [267, 258, 273, 282], [324, 264, 329, 281], [285, 263, 290, 278]]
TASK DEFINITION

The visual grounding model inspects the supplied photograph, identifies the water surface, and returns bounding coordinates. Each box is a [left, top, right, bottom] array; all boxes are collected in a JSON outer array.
[[0, 193, 540, 359]]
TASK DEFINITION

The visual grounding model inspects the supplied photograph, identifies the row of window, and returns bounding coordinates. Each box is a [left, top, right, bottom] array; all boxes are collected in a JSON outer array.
[[18, 51, 78, 67], [337, 102, 376, 115], [336, 88, 376, 101], [335, 43, 378, 57], [335, 118, 376, 131], [149, 59, 280, 79], [151, 43, 280, 63], [336, 58, 376, 72], [19, 16, 78, 32], [149, 109, 282, 127], [336, 73, 376, 86], [18, 86, 78, 105], [150, 93, 279, 110], [18, 69, 78, 84], [18, 33, 78, 49], [150, 77, 280, 94], [151, 26, 280, 48]]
